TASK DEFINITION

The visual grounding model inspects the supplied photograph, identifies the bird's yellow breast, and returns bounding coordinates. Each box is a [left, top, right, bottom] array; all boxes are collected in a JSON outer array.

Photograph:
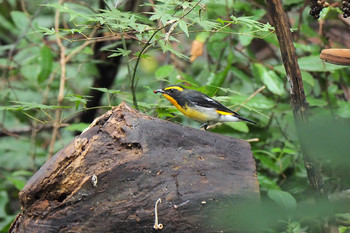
[[162, 94, 212, 122], [181, 106, 212, 122]]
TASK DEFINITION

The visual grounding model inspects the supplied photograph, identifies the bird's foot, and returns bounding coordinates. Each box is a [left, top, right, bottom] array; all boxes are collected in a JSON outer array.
[[199, 123, 209, 131]]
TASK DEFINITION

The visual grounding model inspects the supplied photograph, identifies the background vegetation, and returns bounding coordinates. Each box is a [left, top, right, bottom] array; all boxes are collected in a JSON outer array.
[[1, 0, 350, 232]]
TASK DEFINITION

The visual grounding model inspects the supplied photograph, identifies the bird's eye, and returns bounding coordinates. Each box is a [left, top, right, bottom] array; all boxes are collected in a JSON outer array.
[[170, 89, 174, 92]]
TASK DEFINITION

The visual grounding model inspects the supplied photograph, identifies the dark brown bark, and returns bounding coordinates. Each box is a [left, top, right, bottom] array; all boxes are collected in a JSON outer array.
[[10, 102, 259, 232], [266, 0, 328, 202]]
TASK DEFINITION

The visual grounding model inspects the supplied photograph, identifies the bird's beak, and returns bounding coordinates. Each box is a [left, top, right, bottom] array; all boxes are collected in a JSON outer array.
[[153, 89, 164, 94]]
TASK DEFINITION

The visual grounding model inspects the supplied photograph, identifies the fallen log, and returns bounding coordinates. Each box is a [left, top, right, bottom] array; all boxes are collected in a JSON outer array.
[[10, 102, 259, 232]]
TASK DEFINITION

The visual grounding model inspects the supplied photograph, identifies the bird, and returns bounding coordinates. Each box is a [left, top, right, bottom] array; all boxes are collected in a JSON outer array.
[[153, 85, 256, 130]]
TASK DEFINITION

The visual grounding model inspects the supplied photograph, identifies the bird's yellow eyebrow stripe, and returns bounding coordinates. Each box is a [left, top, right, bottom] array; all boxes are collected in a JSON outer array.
[[164, 86, 184, 91], [216, 110, 233, 115]]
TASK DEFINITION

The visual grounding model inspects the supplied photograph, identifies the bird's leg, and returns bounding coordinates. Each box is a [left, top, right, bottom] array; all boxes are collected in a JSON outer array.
[[199, 122, 209, 131]]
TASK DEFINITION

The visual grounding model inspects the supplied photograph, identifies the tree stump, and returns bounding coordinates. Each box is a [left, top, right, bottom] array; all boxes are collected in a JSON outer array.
[[10, 102, 260, 232]]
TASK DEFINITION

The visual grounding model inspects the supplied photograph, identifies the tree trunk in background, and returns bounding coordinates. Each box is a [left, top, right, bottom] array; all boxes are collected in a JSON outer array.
[[80, 1, 136, 124], [266, 0, 328, 203], [266, 0, 339, 232], [10, 103, 259, 232]]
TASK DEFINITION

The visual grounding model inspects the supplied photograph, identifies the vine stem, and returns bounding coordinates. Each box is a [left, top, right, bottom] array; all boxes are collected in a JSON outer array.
[[130, 0, 202, 110]]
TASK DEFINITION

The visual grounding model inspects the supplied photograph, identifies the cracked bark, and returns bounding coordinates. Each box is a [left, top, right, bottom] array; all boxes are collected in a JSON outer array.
[[10, 102, 259, 233]]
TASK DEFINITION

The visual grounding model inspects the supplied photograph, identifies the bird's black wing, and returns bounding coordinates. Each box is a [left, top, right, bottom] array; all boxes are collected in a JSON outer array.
[[184, 90, 238, 114], [184, 90, 257, 124]]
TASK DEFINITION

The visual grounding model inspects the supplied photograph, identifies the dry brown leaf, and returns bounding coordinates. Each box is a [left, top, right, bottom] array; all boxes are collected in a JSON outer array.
[[320, 49, 350, 66], [190, 39, 204, 62]]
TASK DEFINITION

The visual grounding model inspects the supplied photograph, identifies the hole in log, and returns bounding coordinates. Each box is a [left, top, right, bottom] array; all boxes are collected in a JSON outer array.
[[120, 142, 142, 150], [57, 193, 68, 202]]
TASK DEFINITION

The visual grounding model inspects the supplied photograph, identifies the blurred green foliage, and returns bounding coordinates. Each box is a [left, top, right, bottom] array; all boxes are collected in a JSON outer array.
[[1, 0, 350, 232]]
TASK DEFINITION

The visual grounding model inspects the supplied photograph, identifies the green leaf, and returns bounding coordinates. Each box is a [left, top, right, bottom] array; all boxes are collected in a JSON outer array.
[[43, 3, 94, 21], [0, 191, 9, 218], [155, 65, 174, 79], [0, 101, 71, 111], [307, 97, 327, 107], [216, 18, 225, 25], [231, 67, 252, 82], [65, 94, 88, 109], [0, 12, 14, 30], [283, 0, 304, 6], [279, 154, 293, 172], [320, 6, 341, 20], [38, 46, 53, 83], [65, 94, 88, 104], [301, 71, 315, 87], [89, 87, 124, 95], [226, 122, 249, 133], [10, 11, 29, 32], [65, 123, 90, 132], [21, 64, 41, 82], [335, 213, 350, 226], [108, 48, 131, 58], [298, 56, 346, 72], [6, 177, 26, 190], [238, 26, 254, 46], [254, 152, 280, 173], [230, 94, 275, 109], [257, 174, 280, 190], [195, 32, 209, 42], [206, 52, 233, 96], [253, 63, 285, 96], [179, 20, 189, 37], [11, 170, 33, 177], [267, 190, 297, 210], [37, 26, 56, 35], [337, 101, 350, 118], [159, 41, 189, 59]]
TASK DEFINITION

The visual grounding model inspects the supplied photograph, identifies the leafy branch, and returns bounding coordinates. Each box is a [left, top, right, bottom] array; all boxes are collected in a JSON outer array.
[[130, 0, 203, 109]]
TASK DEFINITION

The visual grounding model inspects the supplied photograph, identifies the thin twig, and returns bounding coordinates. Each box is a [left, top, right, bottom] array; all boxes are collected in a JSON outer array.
[[30, 122, 38, 171], [245, 138, 259, 142], [234, 47, 274, 70], [206, 86, 264, 131], [234, 85, 266, 112], [48, 0, 67, 158], [65, 26, 99, 63], [131, 26, 163, 110]]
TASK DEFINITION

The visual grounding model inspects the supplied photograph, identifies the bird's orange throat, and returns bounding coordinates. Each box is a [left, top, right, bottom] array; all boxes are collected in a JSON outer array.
[[161, 94, 183, 111]]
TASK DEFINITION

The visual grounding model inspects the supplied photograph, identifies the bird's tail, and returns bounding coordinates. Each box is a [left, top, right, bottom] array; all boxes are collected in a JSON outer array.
[[236, 115, 256, 124]]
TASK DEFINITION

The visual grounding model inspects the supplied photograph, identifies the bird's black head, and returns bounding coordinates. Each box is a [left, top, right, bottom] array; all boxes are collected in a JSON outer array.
[[153, 85, 186, 97], [154, 85, 187, 106]]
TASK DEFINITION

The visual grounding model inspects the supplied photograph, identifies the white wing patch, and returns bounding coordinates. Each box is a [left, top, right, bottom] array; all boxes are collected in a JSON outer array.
[[205, 97, 215, 102], [219, 114, 241, 122]]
